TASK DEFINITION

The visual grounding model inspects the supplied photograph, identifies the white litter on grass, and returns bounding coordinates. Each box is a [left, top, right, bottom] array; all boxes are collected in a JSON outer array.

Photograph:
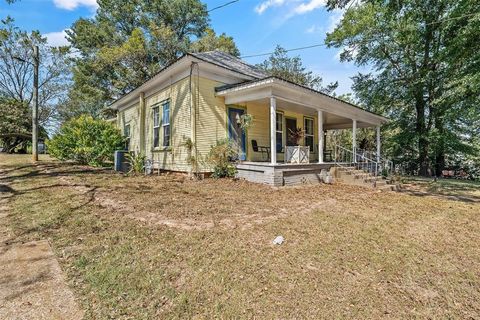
[[273, 235, 284, 245]]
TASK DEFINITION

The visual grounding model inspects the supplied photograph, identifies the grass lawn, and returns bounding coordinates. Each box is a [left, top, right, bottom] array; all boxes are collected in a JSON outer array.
[[1, 154, 479, 319]]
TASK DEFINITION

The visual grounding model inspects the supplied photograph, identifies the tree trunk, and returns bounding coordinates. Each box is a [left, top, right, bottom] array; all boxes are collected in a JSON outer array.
[[415, 94, 430, 176], [434, 117, 446, 177], [435, 151, 445, 177]]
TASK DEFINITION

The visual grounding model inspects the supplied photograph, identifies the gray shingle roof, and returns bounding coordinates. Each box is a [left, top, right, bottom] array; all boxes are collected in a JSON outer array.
[[189, 51, 269, 79]]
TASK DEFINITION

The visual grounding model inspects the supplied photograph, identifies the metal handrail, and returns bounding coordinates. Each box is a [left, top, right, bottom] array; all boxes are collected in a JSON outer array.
[[357, 148, 395, 176], [334, 145, 380, 177]]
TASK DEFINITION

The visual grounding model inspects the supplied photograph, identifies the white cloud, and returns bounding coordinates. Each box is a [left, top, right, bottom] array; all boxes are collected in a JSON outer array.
[[293, 0, 327, 15], [254, 0, 287, 14], [53, 0, 98, 11], [254, 0, 329, 17], [327, 9, 344, 33], [44, 30, 70, 47], [306, 24, 322, 34]]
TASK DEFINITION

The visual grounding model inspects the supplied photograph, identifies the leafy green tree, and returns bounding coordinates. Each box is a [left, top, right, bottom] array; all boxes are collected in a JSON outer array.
[[0, 17, 71, 133], [0, 98, 30, 152], [47, 115, 124, 166], [257, 45, 338, 94], [62, 0, 240, 121], [191, 28, 240, 57], [326, 0, 480, 176]]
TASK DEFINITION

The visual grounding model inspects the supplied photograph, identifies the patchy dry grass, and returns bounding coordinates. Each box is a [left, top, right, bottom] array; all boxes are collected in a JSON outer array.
[[1, 154, 480, 319], [402, 176, 480, 203]]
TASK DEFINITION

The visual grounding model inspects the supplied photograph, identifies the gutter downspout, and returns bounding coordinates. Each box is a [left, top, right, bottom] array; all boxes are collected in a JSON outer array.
[[139, 92, 146, 154], [189, 62, 199, 175]]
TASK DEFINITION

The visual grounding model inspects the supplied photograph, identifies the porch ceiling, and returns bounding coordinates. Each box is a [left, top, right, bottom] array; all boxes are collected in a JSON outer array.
[[238, 97, 374, 130], [216, 77, 388, 128]]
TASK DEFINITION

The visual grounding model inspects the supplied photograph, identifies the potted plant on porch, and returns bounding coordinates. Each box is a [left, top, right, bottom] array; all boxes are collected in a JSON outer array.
[[286, 127, 310, 164]]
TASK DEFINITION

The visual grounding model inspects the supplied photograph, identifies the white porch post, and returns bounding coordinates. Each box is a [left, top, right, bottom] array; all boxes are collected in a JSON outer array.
[[318, 110, 324, 163], [270, 97, 277, 164], [376, 126, 381, 163], [352, 119, 357, 163]]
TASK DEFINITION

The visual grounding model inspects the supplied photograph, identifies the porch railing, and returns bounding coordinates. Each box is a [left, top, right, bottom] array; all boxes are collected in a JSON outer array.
[[357, 148, 395, 176], [333, 144, 394, 177]]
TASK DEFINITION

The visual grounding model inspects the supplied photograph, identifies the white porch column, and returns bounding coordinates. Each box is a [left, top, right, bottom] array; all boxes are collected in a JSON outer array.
[[352, 119, 357, 163], [376, 126, 381, 163], [318, 110, 324, 163], [270, 97, 277, 164]]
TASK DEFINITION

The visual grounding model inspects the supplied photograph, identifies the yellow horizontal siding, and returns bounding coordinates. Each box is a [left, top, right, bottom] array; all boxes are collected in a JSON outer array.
[[117, 103, 140, 152], [145, 77, 192, 172], [194, 77, 228, 172]]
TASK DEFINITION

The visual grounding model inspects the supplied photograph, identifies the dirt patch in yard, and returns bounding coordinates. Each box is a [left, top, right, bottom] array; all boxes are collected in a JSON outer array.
[[2, 155, 480, 319], [55, 172, 359, 231]]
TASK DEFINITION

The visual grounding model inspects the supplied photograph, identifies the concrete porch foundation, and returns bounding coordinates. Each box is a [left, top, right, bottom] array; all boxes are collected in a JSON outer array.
[[236, 162, 336, 187]]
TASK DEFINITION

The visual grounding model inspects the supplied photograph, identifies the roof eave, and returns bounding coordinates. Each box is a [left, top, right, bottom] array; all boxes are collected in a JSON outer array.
[[108, 54, 192, 110], [216, 76, 389, 123]]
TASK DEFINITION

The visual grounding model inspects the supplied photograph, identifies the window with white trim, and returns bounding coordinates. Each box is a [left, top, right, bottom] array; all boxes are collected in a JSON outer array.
[[124, 124, 131, 151], [153, 106, 160, 148], [304, 117, 314, 152], [162, 100, 170, 147], [276, 112, 283, 152]]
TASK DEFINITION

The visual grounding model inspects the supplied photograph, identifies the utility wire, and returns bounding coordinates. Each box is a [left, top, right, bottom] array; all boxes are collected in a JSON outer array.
[[65, 8, 478, 60], [208, 0, 239, 12], [241, 43, 326, 59], [240, 12, 479, 59]]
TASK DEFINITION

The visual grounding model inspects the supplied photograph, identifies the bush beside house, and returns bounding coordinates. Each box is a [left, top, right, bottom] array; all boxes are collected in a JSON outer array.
[[207, 139, 238, 178], [47, 115, 124, 166]]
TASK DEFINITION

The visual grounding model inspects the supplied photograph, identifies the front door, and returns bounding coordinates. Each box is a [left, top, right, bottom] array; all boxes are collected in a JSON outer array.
[[228, 107, 246, 160], [286, 118, 297, 146]]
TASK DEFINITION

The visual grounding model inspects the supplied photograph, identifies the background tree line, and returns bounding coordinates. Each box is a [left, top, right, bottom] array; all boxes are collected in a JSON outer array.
[[0, 0, 239, 152], [326, 0, 480, 176], [1, 0, 479, 177]]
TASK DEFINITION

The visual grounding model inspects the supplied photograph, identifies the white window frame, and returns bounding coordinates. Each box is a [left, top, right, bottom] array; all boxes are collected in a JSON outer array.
[[124, 123, 131, 150], [162, 100, 170, 147], [153, 106, 160, 148]]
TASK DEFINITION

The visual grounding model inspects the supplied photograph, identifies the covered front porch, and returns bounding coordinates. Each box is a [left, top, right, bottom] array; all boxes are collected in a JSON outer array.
[[216, 77, 388, 186]]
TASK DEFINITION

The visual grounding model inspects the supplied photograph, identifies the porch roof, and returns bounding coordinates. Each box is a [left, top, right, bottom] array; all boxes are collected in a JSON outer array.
[[215, 76, 388, 129]]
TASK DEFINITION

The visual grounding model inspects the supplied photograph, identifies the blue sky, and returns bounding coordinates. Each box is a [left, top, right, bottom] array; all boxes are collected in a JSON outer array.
[[1, 0, 368, 94]]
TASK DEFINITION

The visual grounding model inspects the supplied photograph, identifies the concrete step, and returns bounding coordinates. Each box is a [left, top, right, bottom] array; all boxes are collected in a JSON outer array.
[[334, 165, 399, 191], [353, 173, 373, 179], [374, 180, 387, 187], [336, 166, 355, 172], [377, 184, 398, 191]]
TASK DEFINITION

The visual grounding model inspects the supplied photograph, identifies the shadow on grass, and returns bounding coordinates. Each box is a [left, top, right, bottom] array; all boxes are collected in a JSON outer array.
[[0, 184, 17, 194], [2, 184, 98, 246], [1, 161, 101, 245], [400, 178, 480, 203], [0, 161, 112, 184]]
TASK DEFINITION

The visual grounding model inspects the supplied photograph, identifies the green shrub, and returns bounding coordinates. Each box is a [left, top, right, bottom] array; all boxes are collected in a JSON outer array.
[[47, 115, 124, 166], [207, 138, 238, 178]]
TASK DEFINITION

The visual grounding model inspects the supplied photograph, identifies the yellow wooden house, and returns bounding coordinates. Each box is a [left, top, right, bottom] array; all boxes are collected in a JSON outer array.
[[109, 51, 388, 186]]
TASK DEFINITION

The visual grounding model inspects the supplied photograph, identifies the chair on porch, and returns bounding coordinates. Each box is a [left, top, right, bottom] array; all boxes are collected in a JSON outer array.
[[316, 144, 333, 162], [324, 150, 333, 162], [251, 140, 270, 161]]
